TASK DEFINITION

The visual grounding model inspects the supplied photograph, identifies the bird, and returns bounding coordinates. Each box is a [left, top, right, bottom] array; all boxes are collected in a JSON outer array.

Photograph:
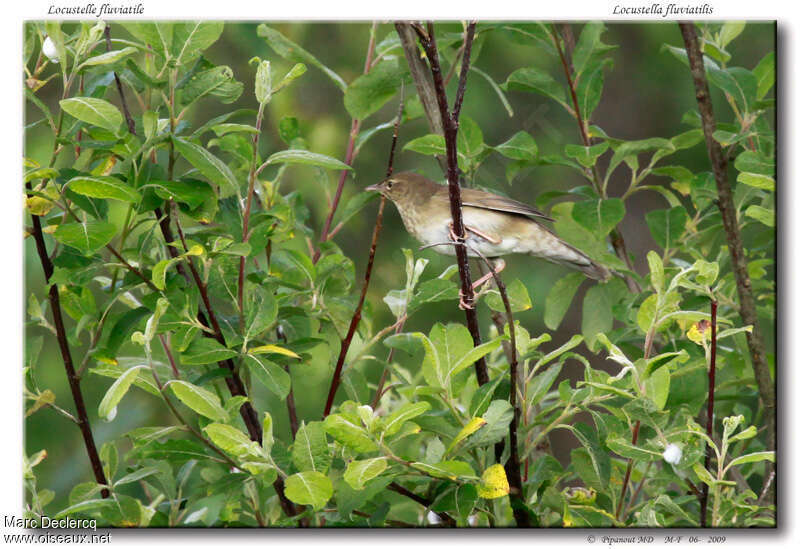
[[366, 172, 611, 292]]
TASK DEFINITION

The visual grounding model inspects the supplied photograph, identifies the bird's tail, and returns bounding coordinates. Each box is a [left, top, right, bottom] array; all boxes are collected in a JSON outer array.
[[529, 231, 613, 282]]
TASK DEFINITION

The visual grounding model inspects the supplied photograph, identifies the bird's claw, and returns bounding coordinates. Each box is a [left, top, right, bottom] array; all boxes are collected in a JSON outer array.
[[458, 289, 474, 310]]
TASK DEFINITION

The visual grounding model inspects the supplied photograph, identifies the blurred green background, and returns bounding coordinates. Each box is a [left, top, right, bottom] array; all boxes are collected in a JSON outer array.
[[24, 21, 775, 510]]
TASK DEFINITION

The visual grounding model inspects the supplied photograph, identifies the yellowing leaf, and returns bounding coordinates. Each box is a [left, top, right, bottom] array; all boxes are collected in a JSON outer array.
[[248, 344, 300, 359], [446, 417, 486, 455], [477, 464, 509, 499], [687, 320, 710, 345]]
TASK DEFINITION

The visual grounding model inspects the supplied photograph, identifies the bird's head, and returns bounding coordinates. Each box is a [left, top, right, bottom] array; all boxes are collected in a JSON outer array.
[[365, 172, 433, 207]]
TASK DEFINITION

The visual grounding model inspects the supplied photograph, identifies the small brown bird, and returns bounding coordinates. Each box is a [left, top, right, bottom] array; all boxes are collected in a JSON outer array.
[[366, 172, 611, 284]]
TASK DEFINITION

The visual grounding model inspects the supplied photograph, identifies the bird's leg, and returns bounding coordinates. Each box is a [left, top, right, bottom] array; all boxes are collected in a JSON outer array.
[[470, 258, 506, 293], [448, 221, 502, 245]]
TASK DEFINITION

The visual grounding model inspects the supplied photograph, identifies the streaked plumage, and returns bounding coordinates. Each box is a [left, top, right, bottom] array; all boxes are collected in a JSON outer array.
[[366, 172, 610, 281]]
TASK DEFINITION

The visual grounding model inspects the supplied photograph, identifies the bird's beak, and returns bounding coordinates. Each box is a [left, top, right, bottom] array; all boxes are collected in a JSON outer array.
[[364, 183, 382, 192]]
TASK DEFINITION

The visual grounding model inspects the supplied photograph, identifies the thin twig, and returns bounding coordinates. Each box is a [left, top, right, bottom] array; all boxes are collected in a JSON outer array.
[[314, 22, 378, 264], [104, 25, 136, 135], [678, 22, 775, 501], [700, 300, 718, 526], [387, 482, 455, 526], [322, 93, 404, 418]]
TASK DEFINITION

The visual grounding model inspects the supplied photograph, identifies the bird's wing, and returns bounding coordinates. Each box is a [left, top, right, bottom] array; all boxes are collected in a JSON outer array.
[[457, 187, 554, 222]]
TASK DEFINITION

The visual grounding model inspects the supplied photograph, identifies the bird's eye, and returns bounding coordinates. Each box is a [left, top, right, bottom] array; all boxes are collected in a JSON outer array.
[[386, 181, 393, 189]]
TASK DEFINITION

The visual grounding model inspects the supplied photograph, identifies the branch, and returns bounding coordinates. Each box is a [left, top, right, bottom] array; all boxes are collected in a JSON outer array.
[[678, 22, 775, 497], [322, 94, 404, 418], [28, 199, 109, 498], [414, 21, 489, 386], [104, 25, 136, 135], [551, 25, 641, 292], [387, 482, 455, 526], [394, 22, 444, 136], [700, 299, 718, 526], [314, 22, 378, 264], [468, 246, 530, 527]]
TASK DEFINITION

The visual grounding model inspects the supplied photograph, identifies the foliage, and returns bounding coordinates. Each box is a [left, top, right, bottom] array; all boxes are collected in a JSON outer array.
[[23, 21, 774, 527]]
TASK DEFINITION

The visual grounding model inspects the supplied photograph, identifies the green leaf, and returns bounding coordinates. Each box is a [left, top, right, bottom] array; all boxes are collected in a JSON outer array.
[[647, 251, 665, 294], [257, 24, 346, 91], [571, 198, 625, 236], [564, 142, 608, 168], [411, 460, 477, 480], [203, 423, 258, 457], [753, 52, 775, 99], [727, 451, 775, 469], [646, 206, 688, 250], [468, 376, 503, 417], [262, 149, 352, 172], [172, 137, 238, 197], [606, 436, 662, 461], [244, 287, 278, 342], [382, 402, 431, 436], [471, 66, 514, 117], [575, 59, 608, 119], [52, 221, 116, 255], [432, 484, 478, 525], [150, 180, 215, 209], [457, 116, 484, 158], [245, 355, 290, 399], [168, 380, 228, 422], [68, 175, 141, 203], [644, 366, 670, 410], [180, 66, 243, 106], [344, 57, 406, 120], [734, 150, 774, 176], [582, 284, 612, 351], [181, 338, 237, 365], [463, 400, 513, 449], [719, 22, 746, 48], [60, 97, 123, 134], [323, 414, 377, 453], [171, 22, 224, 66], [745, 205, 774, 227], [495, 131, 538, 162], [255, 60, 272, 105], [98, 365, 146, 420], [79, 47, 138, 69], [292, 421, 331, 473], [486, 278, 532, 313], [544, 272, 584, 330], [343, 458, 388, 490], [572, 22, 614, 77], [504, 67, 566, 107], [566, 422, 611, 486], [528, 363, 563, 407], [284, 471, 333, 511], [737, 172, 774, 191], [403, 134, 446, 156]]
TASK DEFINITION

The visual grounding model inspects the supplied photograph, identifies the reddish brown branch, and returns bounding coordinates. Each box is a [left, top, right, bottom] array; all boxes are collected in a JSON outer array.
[[700, 299, 718, 526], [104, 25, 136, 135], [322, 95, 404, 418], [314, 22, 378, 264], [678, 22, 775, 498], [28, 202, 109, 498], [414, 21, 489, 386], [387, 482, 455, 526]]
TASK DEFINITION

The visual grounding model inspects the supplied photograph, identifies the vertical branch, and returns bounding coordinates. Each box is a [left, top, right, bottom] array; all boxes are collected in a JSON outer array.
[[322, 94, 404, 418], [551, 25, 640, 292], [314, 22, 378, 263], [700, 299, 718, 526], [678, 23, 775, 493], [104, 25, 136, 135], [414, 21, 489, 386], [28, 213, 109, 497], [469, 247, 531, 527]]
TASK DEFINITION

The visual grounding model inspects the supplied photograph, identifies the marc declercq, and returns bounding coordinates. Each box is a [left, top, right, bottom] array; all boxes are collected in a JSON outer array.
[[48, 3, 144, 16]]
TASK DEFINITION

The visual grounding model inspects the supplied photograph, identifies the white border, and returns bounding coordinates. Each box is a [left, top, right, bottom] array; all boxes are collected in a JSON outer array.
[[2, 2, 796, 547]]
